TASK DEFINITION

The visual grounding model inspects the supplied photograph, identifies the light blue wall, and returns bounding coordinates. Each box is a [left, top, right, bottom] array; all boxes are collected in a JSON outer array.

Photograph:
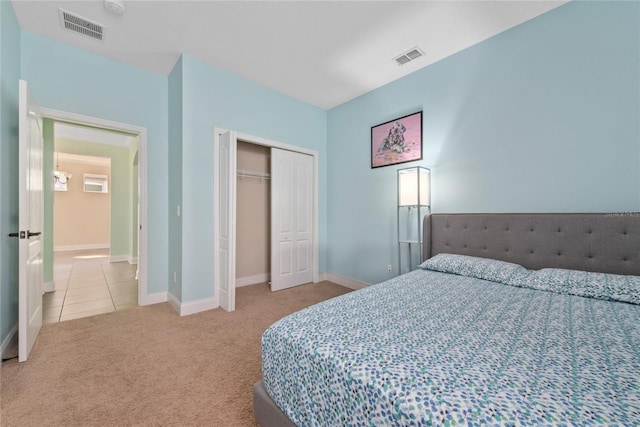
[[20, 31, 169, 295], [179, 55, 327, 302], [168, 57, 183, 300], [326, 1, 640, 285], [0, 0, 21, 350]]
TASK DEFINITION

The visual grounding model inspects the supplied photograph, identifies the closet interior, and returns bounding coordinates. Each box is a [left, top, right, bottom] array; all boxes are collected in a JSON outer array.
[[236, 140, 271, 287]]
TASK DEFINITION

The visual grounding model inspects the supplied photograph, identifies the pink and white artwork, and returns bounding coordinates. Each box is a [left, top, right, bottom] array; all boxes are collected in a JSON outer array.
[[371, 111, 422, 168]]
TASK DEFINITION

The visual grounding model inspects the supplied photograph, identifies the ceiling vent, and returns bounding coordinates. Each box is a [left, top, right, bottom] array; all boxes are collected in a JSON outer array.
[[59, 8, 104, 41], [394, 47, 424, 66]]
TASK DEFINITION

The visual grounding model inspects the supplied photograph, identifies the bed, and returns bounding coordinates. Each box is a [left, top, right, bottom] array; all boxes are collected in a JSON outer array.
[[253, 213, 640, 426]]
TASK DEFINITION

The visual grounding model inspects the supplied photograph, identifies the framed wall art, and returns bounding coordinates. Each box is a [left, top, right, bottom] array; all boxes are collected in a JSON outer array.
[[371, 111, 422, 168]]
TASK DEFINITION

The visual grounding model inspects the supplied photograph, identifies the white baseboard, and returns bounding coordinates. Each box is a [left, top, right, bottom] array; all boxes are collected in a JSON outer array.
[[168, 293, 218, 316], [1, 324, 18, 359], [43, 281, 55, 293], [54, 243, 110, 252], [320, 273, 369, 290], [140, 291, 167, 306], [236, 273, 270, 288], [109, 255, 135, 263]]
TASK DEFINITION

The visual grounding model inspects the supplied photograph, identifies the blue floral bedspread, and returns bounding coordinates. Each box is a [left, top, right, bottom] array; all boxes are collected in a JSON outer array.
[[261, 269, 640, 426]]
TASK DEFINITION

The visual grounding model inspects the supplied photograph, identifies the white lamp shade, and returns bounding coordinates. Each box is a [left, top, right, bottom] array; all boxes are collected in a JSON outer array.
[[398, 167, 430, 206]]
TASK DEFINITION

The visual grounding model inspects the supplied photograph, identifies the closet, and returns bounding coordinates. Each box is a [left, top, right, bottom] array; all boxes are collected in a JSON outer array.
[[236, 141, 271, 287], [235, 141, 314, 291], [216, 129, 317, 311]]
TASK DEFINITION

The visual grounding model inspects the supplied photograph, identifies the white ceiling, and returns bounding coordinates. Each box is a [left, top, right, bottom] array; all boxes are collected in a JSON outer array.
[[12, 0, 567, 109]]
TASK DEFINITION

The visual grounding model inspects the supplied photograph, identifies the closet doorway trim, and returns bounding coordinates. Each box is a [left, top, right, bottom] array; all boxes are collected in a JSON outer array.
[[213, 128, 319, 311]]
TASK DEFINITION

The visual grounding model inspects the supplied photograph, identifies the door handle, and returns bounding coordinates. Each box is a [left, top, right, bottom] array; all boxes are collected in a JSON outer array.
[[8, 231, 26, 239], [27, 231, 41, 238]]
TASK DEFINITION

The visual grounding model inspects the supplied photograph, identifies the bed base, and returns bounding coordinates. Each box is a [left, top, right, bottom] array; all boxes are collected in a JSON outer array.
[[253, 380, 296, 427]]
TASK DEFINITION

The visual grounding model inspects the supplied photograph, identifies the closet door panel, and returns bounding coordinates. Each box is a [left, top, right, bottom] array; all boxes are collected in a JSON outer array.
[[218, 131, 236, 311], [294, 153, 312, 275], [271, 148, 313, 291]]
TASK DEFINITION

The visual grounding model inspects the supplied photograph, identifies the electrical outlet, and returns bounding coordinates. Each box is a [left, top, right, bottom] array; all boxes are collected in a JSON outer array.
[[387, 265, 392, 273]]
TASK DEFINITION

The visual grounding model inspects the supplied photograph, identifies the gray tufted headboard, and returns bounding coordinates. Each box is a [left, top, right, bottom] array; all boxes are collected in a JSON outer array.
[[422, 213, 640, 276]]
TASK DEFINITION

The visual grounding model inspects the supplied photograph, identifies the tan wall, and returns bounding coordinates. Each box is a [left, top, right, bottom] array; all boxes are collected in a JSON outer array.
[[236, 141, 270, 280], [54, 161, 111, 249]]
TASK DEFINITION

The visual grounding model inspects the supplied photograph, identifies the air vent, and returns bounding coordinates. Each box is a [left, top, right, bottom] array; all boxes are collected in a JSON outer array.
[[59, 8, 104, 41], [394, 47, 424, 66]]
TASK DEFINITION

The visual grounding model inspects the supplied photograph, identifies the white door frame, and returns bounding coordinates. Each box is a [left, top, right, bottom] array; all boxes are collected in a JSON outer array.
[[213, 128, 319, 307], [39, 107, 150, 306]]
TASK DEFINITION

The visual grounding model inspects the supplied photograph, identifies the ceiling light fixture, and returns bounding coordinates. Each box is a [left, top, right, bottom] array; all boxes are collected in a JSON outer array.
[[54, 152, 72, 185]]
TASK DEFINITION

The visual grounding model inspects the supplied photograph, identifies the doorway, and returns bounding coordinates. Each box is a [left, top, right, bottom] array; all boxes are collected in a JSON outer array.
[[39, 108, 149, 321], [46, 147, 138, 324]]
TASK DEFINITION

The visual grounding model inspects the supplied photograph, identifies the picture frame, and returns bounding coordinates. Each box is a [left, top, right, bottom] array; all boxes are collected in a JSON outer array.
[[371, 111, 423, 169]]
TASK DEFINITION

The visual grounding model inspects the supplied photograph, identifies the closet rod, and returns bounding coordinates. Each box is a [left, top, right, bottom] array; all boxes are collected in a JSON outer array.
[[237, 169, 271, 180]]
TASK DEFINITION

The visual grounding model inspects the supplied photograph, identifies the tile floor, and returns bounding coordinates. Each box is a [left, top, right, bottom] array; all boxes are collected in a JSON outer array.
[[43, 249, 138, 323]]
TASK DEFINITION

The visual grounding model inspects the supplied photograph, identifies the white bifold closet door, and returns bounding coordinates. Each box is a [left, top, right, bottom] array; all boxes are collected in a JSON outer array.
[[270, 148, 313, 291], [218, 130, 236, 311]]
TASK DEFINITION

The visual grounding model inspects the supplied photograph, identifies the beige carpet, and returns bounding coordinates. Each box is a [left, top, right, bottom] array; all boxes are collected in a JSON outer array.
[[0, 281, 351, 426]]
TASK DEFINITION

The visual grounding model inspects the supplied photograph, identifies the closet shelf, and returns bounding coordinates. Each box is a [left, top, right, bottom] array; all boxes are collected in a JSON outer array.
[[237, 169, 271, 180]]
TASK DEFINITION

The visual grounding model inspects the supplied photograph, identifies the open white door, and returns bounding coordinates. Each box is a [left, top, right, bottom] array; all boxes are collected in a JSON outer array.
[[18, 80, 44, 362], [271, 148, 313, 291], [216, 131, 236, 311]]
